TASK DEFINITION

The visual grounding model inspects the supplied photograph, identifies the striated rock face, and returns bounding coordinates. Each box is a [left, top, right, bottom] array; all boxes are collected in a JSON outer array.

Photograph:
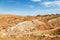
[[0, 14, 60, 40]]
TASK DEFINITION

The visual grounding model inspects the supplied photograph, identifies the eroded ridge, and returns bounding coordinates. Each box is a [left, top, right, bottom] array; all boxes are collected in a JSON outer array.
[[0, 20, 60, 38]]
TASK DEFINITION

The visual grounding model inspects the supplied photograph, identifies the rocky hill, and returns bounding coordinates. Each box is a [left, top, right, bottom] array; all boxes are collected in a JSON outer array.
[[0, 14, 60, 40]]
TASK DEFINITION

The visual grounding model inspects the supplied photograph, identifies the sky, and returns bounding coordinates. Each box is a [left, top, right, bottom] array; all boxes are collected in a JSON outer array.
[[0, 0, 60, 15]]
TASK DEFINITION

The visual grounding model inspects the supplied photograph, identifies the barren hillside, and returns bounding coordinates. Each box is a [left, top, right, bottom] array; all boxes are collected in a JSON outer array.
[[0, 14, 60, 40]]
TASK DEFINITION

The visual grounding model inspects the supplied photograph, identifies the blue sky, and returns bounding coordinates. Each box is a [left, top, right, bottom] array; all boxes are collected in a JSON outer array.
[[0, 0, 60, 15]]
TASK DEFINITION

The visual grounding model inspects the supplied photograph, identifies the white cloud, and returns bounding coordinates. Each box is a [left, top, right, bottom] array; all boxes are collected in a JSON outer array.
[[42, 1, 60, 7], [33, 8, 60, 15], [42, 2, 52, 7], [31, 0, 41, 2]]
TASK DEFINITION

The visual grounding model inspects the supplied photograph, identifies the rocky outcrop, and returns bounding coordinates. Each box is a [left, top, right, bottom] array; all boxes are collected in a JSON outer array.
[[0, 14, 60, 40]]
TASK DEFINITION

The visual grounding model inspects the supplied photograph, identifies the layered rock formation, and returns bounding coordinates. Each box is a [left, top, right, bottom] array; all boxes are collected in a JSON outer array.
[[0, 14, 60, 40]]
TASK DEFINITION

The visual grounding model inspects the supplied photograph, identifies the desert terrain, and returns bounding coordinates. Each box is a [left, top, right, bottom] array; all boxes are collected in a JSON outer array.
[[0, 14, 60, 40]]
